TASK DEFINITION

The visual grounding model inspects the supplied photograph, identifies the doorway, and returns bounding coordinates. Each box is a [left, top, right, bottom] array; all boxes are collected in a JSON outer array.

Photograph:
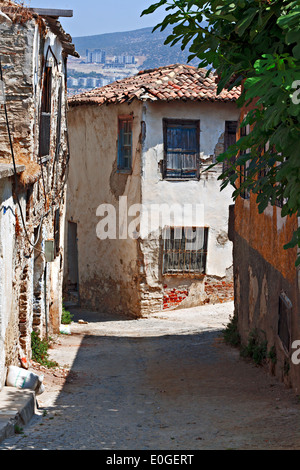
[[67, 221, 79, 303]]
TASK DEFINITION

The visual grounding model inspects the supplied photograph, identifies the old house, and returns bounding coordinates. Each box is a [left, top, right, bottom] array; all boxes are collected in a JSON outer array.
[[230, 106, 300, 391], [66, 64, 240, 317], [0, 3, 78, 388]]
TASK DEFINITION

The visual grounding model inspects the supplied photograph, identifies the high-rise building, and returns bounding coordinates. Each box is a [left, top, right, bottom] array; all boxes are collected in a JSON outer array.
[[86, 49, 106, 64]]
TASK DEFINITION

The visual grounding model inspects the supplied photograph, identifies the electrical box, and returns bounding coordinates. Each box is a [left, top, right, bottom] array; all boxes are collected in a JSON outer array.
[[44, 239, 55, 262]]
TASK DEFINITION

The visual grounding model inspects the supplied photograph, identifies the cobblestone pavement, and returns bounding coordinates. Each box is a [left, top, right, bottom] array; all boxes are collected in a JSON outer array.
[[1, 301, 300, 450]]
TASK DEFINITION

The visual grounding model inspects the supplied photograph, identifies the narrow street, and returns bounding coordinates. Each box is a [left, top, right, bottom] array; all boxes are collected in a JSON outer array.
[[1, 302, 300, 450]]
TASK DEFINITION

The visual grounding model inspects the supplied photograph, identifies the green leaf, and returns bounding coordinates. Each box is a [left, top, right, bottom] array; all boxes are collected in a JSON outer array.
[[292, 44, 300, 59], [235, 8, 258, 37]]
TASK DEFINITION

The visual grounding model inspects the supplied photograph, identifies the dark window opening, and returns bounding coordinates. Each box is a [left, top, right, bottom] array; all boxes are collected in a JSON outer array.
[[26, 187, 33, 221], [239, 126, 250, 200], [41, 67, 52, 114], [67, 221, 79, 295], [163, 119, 200, 180], [222, 120, 238, 174], [118, 116, 133, 172], [278, 292, 292, 354], [54, 209, 60, 258], [39, 66, 52, 157], [162, 227, 208, 275]]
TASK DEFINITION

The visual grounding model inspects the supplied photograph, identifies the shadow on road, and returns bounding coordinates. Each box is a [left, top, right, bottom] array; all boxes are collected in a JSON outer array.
[[45, 319, 300, 450]]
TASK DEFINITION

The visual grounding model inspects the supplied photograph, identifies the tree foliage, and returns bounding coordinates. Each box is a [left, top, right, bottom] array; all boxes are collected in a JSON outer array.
[[142, 0, 300, 263]]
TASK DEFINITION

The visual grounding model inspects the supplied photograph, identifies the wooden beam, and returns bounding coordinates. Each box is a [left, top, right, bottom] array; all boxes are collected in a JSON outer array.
[[28, 8, 73, 18]]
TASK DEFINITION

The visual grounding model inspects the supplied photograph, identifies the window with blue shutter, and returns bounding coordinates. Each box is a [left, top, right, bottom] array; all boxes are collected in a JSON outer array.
[[118, 116, 133, 172], [163, 119, 200, 180]]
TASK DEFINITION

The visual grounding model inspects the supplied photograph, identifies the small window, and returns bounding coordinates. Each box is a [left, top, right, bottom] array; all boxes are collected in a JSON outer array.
[[54, 209, 60, 258], [39, 66, 52, 157], [118, 116, 133, 172], [222, 120, 237, 173], [278, 292, 292, 354], [41, 66, 52, 114], [162, 227, 208, 275], [163, 119, 200, 180], [239, 126, 250, 200]]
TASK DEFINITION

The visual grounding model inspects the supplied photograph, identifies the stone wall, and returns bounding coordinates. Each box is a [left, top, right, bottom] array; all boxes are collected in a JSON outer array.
[[0, 11, 70, 388]]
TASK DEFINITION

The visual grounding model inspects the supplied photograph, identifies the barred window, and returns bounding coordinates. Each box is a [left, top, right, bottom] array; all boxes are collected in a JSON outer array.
[[162, 227, 208, 275], [163, 119, 200, 180]]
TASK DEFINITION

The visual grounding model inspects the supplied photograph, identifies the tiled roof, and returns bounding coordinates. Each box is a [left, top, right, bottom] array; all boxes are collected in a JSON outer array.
[[68, 64, 241, 107]]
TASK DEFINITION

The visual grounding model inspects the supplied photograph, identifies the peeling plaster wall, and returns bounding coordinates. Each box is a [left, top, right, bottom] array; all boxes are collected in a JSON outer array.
[[65, 101, 143, 317], [66, 99, 239, 317], [139, 100, 239, 312]]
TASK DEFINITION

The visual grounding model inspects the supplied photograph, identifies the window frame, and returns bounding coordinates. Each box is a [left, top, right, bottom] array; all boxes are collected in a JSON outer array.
[[162, 118, 200, 180], [222, 120, 238, 174], [39, 66, 52, 158], [162, 226, 209, 276], [117, 115, 133, 173], [239, 125, 250, 200]]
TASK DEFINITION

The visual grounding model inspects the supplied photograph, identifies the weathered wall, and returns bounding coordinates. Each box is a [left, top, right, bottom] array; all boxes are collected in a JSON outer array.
[[139, 100, 239, 313], [0, 12, 70, 387], [66, 99, 239, 317], [65, 101, 143, 317], [233, 192, 300, 391]]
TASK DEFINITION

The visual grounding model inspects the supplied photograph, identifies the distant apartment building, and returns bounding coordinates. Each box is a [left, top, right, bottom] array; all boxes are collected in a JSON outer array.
[[85, 49, 136, 66], [86, 49, 106, 64], [114, 54, 136, 65], [67, 76, 111, 91]]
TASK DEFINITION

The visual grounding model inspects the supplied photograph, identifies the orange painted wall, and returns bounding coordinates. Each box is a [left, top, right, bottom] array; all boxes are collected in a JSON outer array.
[[235, 196, 298, 283], [234, 98, 298, 284]]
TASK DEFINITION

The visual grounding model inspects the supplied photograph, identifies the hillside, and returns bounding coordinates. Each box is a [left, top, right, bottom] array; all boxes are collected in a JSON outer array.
[[73, 26, 199, 70]]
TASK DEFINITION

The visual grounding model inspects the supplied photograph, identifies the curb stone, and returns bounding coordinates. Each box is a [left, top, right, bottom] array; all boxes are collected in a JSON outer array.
[[0, 386, 36, 444]]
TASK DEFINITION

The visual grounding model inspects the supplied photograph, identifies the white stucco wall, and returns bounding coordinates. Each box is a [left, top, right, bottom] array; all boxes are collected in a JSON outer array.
[[140, 100, 240, 281]]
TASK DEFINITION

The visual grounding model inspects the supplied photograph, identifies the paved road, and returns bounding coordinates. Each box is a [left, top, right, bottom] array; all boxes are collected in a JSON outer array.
[[1, 302, 300, 450]]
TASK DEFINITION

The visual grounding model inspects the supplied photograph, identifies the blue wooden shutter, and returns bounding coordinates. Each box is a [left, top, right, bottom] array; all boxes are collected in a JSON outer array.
[[164, 120, 199, 179], [118, 117, 132, 171]]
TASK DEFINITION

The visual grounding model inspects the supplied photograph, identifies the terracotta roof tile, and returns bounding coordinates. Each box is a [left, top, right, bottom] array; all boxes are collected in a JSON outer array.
[[68, 64, 241, 107]]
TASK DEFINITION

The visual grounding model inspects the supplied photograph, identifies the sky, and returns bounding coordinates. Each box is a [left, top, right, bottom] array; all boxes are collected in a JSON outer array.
[[26, 0, 168, 38]]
